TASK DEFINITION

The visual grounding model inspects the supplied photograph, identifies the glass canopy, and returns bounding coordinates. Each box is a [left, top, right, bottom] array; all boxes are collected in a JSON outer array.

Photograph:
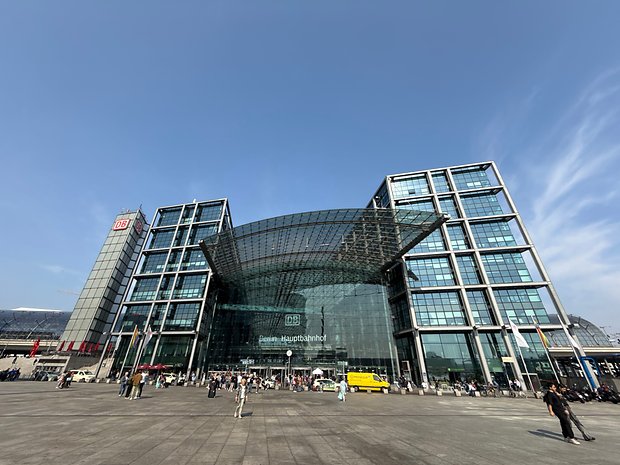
[[199, 208, 446, 294]]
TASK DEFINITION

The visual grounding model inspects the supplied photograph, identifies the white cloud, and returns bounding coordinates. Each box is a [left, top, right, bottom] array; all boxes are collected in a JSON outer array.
[[504, 69, 620, 332], [40, 264, 80, 276]]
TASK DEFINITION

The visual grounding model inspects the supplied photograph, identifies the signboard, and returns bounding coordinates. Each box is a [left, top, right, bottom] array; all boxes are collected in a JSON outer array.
[[286, 350, 292, 357], [501, 357, 515, 363], [113, 219, 130, 231], [134, 220, 143, 235], [240, 359, 255, 365], [285, 314, 301, 326]]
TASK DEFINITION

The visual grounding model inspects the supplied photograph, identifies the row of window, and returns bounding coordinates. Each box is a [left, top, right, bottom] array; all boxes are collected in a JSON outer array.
[[405, 252, 533, 287], [140, 248, 207, 274], [412, 219, 520, 254], [129, 274, 208, 302], [397, 191, 505, 219], [391, 166, 497, 200], [147, 224, 218, 250], [155, 203, 223, 228], [119, 302, 203, 332], [406, 287, 550, 327]]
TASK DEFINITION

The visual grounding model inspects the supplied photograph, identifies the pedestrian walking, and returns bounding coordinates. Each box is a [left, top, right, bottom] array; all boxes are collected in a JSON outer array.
[[208, 377, 217, 398], [558, 386, 596, 441], [544, 383, 580, 445], [129, 372, 142, 400], [118, 372, 129, 396], [136, 371, 148, 398], [234, 378, 247, 418], [338, 377, 347, 402]]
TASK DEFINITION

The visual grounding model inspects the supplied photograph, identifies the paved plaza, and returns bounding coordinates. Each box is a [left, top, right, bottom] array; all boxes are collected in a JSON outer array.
[[0, 382, 618, 465]]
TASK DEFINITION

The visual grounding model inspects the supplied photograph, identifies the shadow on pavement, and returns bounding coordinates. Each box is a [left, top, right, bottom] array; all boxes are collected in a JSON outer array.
[[528, 429, 565, 442]]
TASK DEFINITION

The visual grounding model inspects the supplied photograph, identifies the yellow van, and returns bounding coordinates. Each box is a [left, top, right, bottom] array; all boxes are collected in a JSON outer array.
[[346, 372, 390, 392]]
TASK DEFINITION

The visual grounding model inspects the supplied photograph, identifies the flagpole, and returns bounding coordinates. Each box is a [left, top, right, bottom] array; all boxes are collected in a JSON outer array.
[[514, 342, 535, 393], [531, 318, 560, 384]]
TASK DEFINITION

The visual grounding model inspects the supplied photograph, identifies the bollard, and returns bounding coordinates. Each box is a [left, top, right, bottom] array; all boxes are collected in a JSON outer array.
[[418, 389, 425, 396], [454, 390, 462, 397], [474, 391, 481, 397], [382, 388, 389, 394], [400, 388, 407, 395], [95, 379, 101, 383], [436, 390, 442, 396], [367, 389, 372, 394]]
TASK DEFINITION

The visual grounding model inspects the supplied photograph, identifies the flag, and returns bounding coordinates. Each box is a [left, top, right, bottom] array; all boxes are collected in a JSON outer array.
[[535, 324, 552, 349], [78, 341, 87, 353], [57, 340, 65, 352], [93, 343, 100, 352], [508, 320, 530, 349], [87, 343, 93, 353], [144, 325, 154, 347], [67, 341, 75, 351], [28, 338, 41, 357], [129, 325, 139, 349], [113, 335, 122, 353]]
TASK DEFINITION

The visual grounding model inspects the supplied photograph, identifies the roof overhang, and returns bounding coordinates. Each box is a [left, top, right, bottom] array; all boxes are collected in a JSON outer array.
[[199, 208, 447, 292]]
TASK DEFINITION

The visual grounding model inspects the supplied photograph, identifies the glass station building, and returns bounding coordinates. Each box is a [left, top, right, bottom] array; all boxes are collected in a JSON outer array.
[[101, 162, 615, 387]]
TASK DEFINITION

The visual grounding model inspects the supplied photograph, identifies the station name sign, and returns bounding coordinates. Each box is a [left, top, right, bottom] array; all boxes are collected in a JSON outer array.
[[112, 219, 130, 231], [259, 335, 327, 346]]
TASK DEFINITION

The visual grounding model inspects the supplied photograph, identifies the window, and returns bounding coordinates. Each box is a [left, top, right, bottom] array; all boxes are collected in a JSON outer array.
[[421, 333, 482, 381], [411, 229, 445, 253], [181, 248, 208, 271], [120, 305, 151, 331], [406, 257, 455, 287], [156, 208, 181, 227], [389, 296, 411, 333], [149, 303, 167, 331], [451, 167, 492, 190], [147, 229, 175, 249], [493, 288, 550, 324], [164, 303, 202, 331], [173, 227, 189, 247], [431, 172, 451, 193], [460, 192, 503, 217], [166, 251, 181, 272], [180, 205, 195, 224], [446, 223, 470, 250], [469, 220, 517, 248], [413, 291, 466, 326], [140, 252, 168, 274], [438, 196, 459, 218], [173, 274, 207, 299], [196, 203, 222, 223], [158, 276, 175, 300], [129, 278, 159, 301], [188, 224, 218, 245], [481, 253, 532, 283], [391, 175, 430, 199], [397, 198, 436, 213], [455, 255, 482, 284], [466, 290, 494, 325]]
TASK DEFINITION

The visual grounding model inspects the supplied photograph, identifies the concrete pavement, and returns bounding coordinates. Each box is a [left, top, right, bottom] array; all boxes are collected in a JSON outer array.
[[0, 382, 618, 465]]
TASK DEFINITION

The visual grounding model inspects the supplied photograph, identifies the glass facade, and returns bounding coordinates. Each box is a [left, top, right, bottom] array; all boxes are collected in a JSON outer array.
[[421, 333, 482, 382]]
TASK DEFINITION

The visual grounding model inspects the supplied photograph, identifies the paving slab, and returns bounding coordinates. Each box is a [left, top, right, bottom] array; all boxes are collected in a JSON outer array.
[[0, 382, 618, 465]]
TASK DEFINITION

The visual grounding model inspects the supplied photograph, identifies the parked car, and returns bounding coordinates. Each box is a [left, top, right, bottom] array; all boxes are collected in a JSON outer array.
[[32, 371, 59, 381], [162, 372, 177, 386], [72, 370, 96, 383], [262, 378, 276, 389], [312, 378, 337, 392]]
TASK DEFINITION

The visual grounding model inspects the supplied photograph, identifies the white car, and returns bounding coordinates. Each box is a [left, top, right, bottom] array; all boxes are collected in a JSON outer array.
[[72, 370, 96, 383], [162, 373, 178, 385]]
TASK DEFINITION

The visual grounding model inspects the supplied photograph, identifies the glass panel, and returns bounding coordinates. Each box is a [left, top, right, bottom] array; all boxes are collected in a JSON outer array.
[[413, 291, 466, 326], [140, 252, 168, 274], [173, 227, 189, 247], [166, 251, 181, 272], [469, 220, 517, 248], [493, 288, 550, 325], [438, 196, 459, 218], [196, 203, 223, 223], [466, 290, 494, 325], [406, 257, 455, 287], [120, 304, 151, 332], [411, 229, 445, 253], [158, 276, 175, 300], [455, 255, 482, 284], [431, 172, 451, 193], [421, 332, 482, 382], [147, 229, 175, 250], [446, 223, 470, 250], [481, 253, 533, 283], [451, 167, 492, 190], [129, 278, 160, 301], [180, 248, 208, 271], [180, 205, 195, 224], [149, 303, 167, 331], [164, 303, 202, 331], [391, 175, 430, 199], [188, 224, 218, 245], [460, 192, 503, 217], [156, 208, 182, 227], [397, 198, 436, 212], [172, 274, 207, 299]]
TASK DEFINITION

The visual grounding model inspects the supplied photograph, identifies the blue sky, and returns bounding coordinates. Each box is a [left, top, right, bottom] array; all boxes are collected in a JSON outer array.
[[1, 2, 619, 333]]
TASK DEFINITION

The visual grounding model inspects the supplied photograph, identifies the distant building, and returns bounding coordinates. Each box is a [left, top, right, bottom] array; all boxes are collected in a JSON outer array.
[[0, 307, 70, 356], [60, 210, 148, 353]]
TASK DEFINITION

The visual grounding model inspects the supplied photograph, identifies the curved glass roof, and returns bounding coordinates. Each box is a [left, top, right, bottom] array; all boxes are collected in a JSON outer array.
[[199, 208, 447, 292]]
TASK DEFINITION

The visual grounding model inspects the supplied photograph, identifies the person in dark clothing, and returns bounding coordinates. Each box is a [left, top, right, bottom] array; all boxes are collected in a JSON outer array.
[[544, 383, 580, 445], [559, 386, 595, 441], [208, 377, 217, 398]]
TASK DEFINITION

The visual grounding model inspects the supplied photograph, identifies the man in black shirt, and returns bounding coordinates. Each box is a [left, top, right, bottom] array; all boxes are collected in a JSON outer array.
[[544, 383, 580, 445]]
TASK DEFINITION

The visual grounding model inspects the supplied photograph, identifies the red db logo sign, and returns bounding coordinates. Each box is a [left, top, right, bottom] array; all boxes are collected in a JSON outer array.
[[113, 219, 130, 231]]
